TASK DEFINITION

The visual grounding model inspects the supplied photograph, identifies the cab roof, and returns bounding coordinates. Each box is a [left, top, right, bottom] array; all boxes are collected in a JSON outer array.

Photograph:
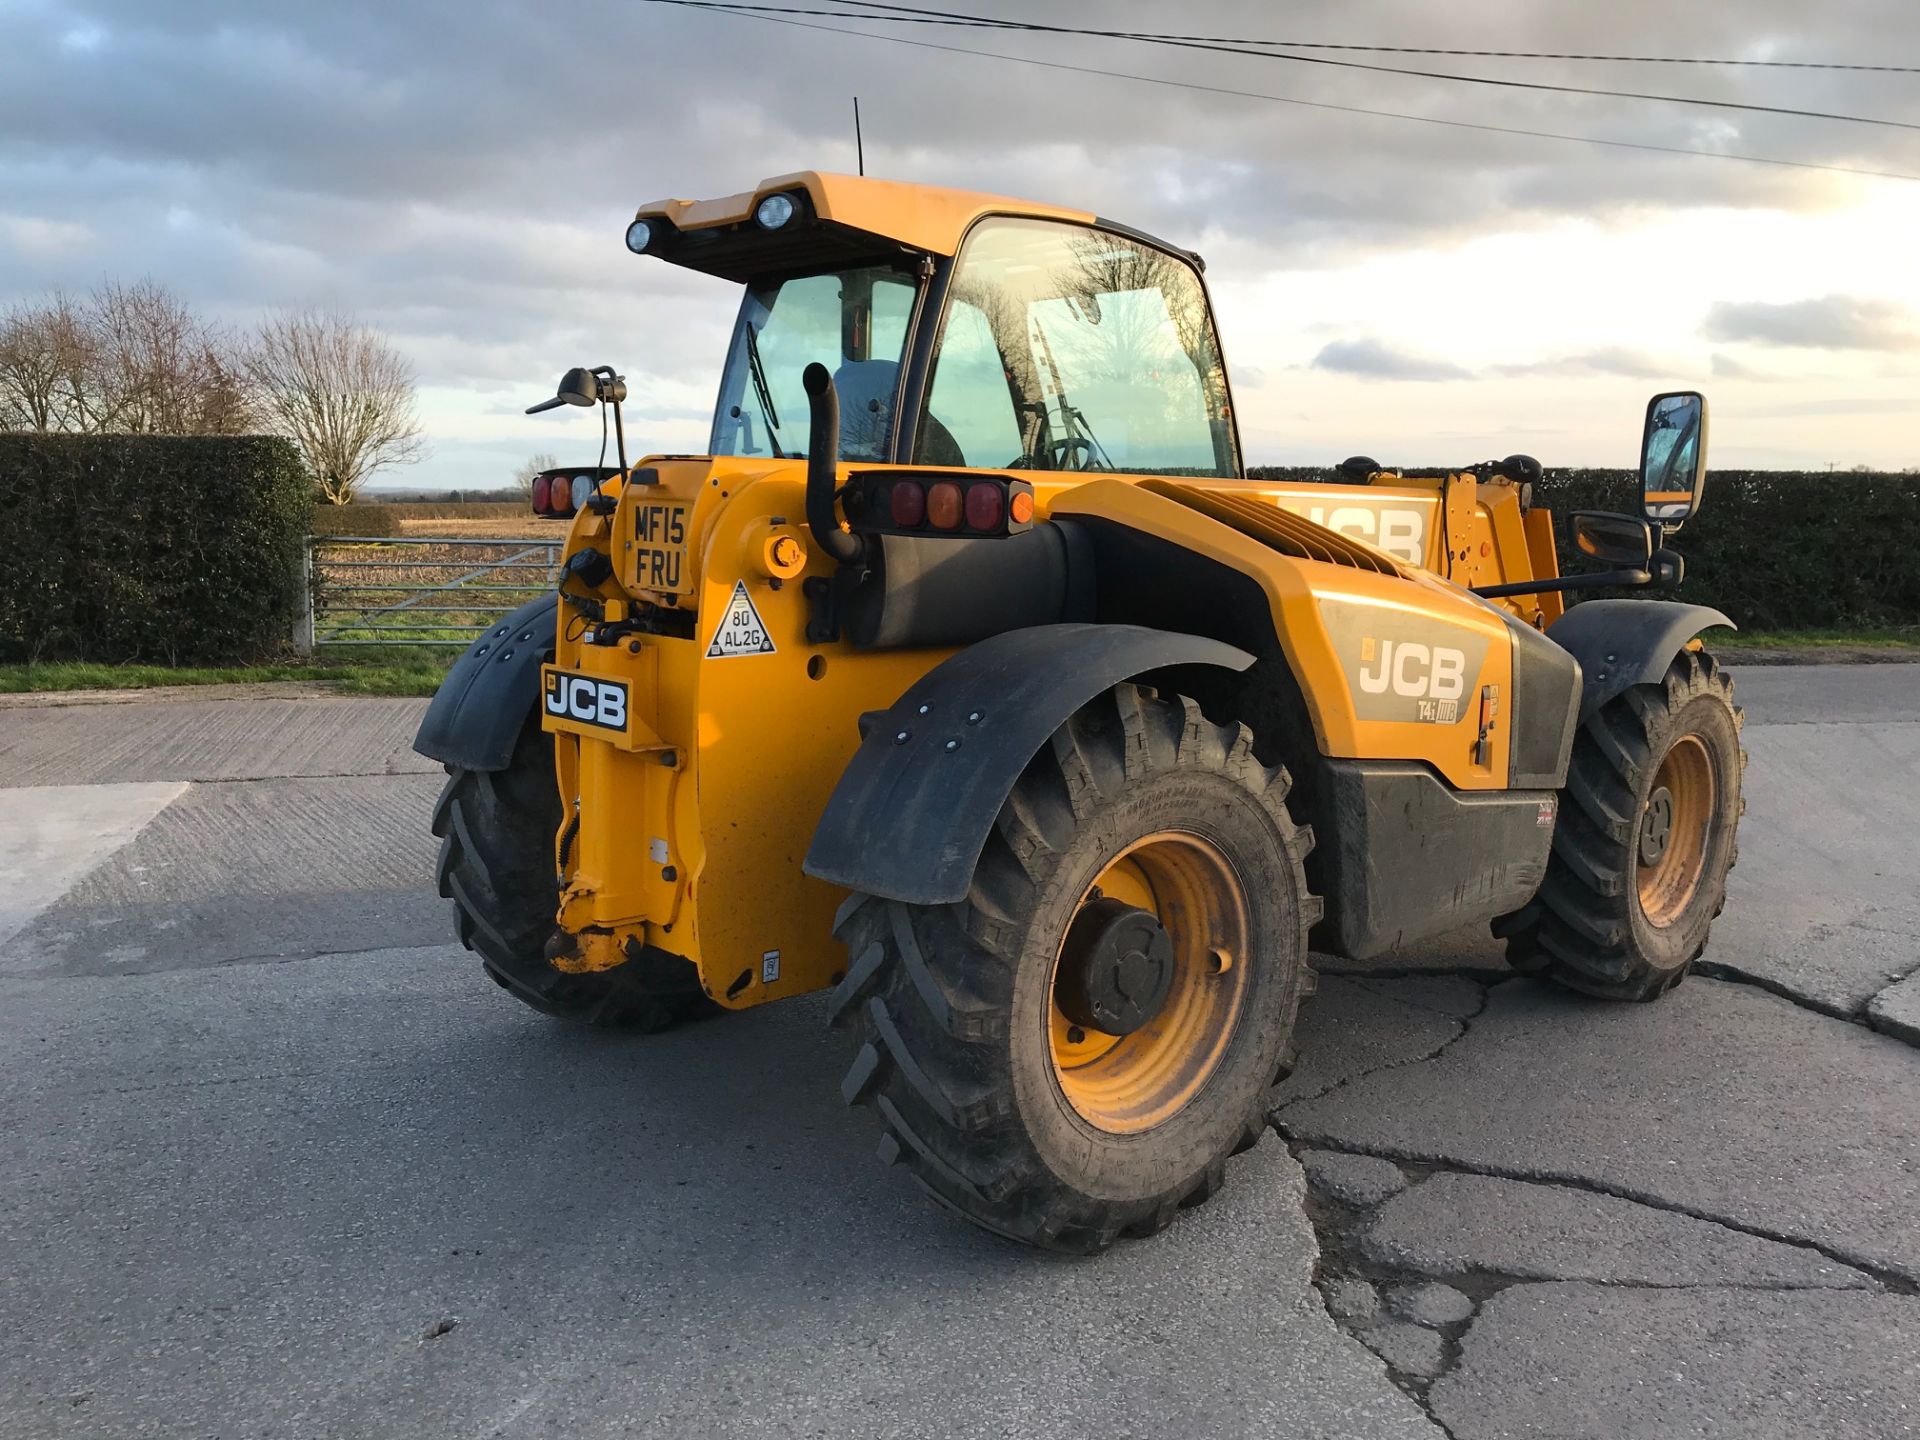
[[630, 171, 1100, 282]]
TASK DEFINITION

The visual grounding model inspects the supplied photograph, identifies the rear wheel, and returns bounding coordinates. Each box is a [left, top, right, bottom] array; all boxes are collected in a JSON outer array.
[[432, 721, 712, 1031], [829, 684, 1319, 1252], [1500, 648, 1744, 1000]]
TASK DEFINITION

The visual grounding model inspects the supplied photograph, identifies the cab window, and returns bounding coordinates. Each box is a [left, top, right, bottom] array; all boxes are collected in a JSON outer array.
[[916, 218, 1238, 476], [711, 264, 918, 463]]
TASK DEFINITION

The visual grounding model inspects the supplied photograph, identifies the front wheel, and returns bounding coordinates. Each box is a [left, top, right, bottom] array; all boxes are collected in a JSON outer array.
[[1499, 647, 1744, 1000], [829, 684, 1319, 1252]]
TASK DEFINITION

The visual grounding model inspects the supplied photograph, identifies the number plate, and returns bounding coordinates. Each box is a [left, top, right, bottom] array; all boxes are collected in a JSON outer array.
[[629, 500, 693, 596]]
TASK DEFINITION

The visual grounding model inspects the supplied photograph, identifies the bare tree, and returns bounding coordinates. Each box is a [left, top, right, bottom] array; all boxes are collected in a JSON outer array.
[[513, 451, 558, 501], [247, 307, 424, 504], [0, 280, 251, 436], [86, 279, 254, 435], [0, 294, 89, 432]]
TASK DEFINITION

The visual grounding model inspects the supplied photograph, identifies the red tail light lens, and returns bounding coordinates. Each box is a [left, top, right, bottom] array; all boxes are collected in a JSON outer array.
[[889, 480, 926, 527], [927, 481, 964, 530], [531, 475, 550, 512], [964, 483, 1003, 531]]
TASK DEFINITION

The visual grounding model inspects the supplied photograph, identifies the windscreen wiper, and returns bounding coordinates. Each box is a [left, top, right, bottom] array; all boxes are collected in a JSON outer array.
[[744, 322, 788, 459]]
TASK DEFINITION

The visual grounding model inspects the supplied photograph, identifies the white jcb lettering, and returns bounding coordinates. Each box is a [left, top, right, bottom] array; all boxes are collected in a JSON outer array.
[[1428, 647, 1466, 702], [1377, 512, 1425, 564], [567, 678, 597, 721], [1392, 642, 1431, 697], [1291, 503, 1427, 565], [595, 681, 626, 730], [1325, 507, 1377, 541], [1359, 640, 1470, 700], [547, 676, 628, 728], [1358, 644, 1391, 694]]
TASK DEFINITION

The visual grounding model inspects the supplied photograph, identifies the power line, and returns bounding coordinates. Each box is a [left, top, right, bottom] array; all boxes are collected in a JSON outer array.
[[638, 0, 1920, 183], [831, 1, 1920, 74], [665, 0, 1920, 132]]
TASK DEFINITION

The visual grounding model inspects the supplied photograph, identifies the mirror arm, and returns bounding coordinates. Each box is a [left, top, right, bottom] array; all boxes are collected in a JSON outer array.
[[1473, 569, 1655, 600]]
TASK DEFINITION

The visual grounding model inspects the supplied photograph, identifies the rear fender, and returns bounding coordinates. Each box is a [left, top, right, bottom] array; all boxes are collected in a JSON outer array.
[[802, 623, 1253, 905], [1548, 600, 1734, 725], [412, 594, 558, 771]]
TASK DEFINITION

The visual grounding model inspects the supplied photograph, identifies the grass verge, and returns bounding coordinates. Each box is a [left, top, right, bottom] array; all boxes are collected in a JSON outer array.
[[0, 647, 460, 698], [1704, 626, 1920, 653]]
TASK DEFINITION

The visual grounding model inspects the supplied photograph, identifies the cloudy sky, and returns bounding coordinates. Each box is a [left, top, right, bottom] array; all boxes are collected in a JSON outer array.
[[3, 0, 1917, 488]]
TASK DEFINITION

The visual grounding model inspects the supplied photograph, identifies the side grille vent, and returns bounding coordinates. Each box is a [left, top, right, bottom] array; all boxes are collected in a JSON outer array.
[[1139, 480, 1403, 576]]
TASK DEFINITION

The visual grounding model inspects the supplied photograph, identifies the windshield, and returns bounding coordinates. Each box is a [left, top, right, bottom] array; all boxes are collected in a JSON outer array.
[[709, 264, 919, 463], [916, 218, 1238, 476]]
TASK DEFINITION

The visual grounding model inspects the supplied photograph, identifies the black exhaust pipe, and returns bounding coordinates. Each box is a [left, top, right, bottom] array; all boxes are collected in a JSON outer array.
[[803, 362, 864, 565]]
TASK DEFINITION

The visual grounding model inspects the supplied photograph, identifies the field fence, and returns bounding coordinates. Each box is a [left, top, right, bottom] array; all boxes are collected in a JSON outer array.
[[300, 535, 562, 649]]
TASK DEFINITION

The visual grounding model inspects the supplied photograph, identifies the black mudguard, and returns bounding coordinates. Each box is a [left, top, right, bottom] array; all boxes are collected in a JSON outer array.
[[1548, 599, 1734, 726], [803, 623, 1254, 906], [412, 594, 559, 771]]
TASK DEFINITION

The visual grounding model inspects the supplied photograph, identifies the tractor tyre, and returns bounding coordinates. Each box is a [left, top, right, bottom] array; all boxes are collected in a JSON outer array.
[[432, 720, 714, 1031], [829, 684, 1319, 1253], [1499, 648, 1744, 1001]]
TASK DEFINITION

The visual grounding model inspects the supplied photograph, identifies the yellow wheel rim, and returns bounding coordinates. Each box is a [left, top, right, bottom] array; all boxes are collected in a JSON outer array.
[[1636, 734, 1715, 928], [1049, 831, 1251, 1135]]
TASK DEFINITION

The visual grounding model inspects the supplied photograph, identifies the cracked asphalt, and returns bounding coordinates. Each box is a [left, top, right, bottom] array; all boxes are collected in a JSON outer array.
[[1, 663, 1916, 1439]]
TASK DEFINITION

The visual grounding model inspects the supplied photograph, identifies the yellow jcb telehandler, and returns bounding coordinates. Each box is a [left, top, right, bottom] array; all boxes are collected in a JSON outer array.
[[415, 173, 1742, 1251]]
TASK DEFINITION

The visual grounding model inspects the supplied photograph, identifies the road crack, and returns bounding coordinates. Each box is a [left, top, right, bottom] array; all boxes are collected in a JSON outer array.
[[1285, 1133, 1904, 1438], [1273, 977, 1504, 1110], [1280, 1137, 1908, 1294]]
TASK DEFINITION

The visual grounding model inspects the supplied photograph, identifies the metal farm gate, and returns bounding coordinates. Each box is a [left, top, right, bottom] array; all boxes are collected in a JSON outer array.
[[300, 535, 562, 649]]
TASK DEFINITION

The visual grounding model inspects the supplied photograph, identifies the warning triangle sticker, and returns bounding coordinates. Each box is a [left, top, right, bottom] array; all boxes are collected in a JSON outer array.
[[705, 579, 777, 657]]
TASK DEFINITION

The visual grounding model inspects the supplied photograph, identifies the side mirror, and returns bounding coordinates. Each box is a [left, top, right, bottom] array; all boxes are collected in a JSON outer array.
[[1639, 390, 1708, 531], [1569, 511, 1654, 569], [527, 366, 627, 415]]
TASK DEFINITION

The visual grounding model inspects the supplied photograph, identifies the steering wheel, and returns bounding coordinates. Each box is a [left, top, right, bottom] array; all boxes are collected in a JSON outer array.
[[1013, 436, 1107, 471]]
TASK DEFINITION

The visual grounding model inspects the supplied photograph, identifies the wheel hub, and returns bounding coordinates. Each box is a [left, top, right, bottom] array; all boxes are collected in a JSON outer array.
[[1056, 898, 1175, 1036], [1640, 786, 1675, 866]]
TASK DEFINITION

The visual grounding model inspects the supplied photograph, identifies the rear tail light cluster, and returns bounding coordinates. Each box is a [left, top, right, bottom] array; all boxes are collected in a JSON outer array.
[[532, 472, 597, 518], [852, 472, 1035, 538]]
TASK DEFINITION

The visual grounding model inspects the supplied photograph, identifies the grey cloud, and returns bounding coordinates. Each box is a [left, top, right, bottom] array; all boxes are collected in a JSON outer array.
[[3, 0, 1918, 485], [1311, 338, 1471, 382], [1703, 296, 1919, 351]]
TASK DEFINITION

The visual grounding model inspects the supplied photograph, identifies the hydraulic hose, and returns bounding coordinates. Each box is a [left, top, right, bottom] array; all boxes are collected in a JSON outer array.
[[803, 362, 864, 565]]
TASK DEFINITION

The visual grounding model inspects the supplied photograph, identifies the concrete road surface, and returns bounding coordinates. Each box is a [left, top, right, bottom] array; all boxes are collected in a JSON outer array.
[[1, 665, 1916, 1439]]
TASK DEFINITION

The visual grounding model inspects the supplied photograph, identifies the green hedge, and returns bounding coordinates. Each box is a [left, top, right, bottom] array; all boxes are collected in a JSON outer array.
[[0, 434, 312, 664], [1247, 467, 1920, 630]]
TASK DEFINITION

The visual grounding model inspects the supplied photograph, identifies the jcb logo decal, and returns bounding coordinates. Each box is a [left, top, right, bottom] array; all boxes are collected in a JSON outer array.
[[1320, 600, 1489, 727], [544, 672, 628, 732], [1279, 501, 1429, 566], [1358, 637, 1467, 723], [1358, 638, 1468, 701]]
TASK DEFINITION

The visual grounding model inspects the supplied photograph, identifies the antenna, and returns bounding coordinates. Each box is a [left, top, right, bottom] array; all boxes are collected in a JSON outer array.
[[853, 95, 865, 176]]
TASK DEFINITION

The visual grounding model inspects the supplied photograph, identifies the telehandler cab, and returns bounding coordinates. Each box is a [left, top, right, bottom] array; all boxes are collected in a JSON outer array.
[[416, 173, 1743, 1252]]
